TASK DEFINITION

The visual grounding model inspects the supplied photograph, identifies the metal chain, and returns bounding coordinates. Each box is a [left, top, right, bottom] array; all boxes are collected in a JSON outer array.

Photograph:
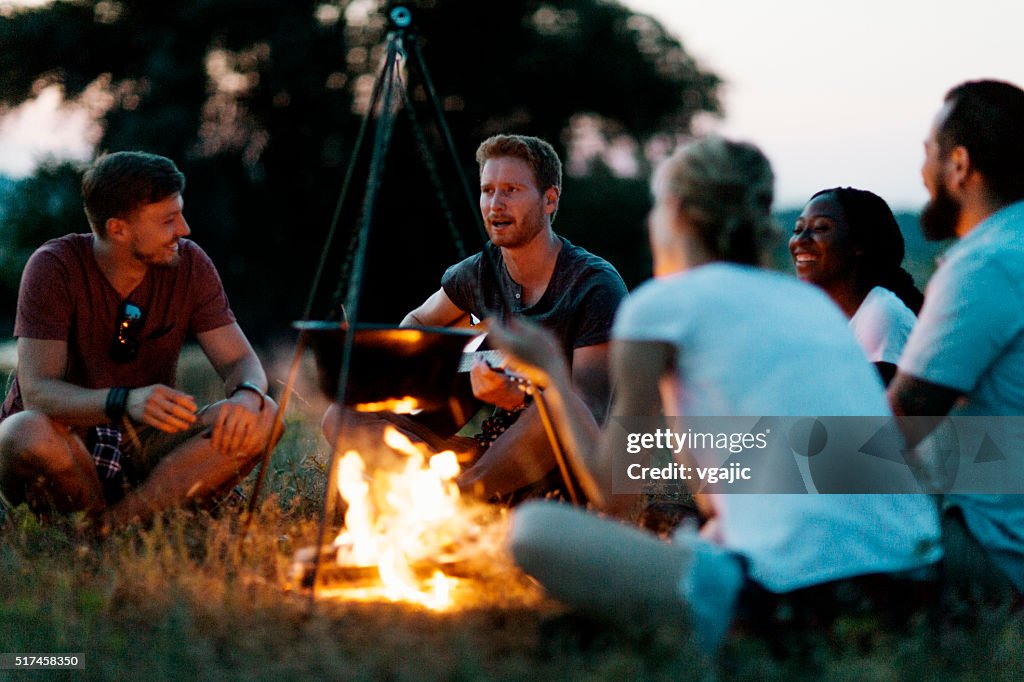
[[399, 78, 468, 261]]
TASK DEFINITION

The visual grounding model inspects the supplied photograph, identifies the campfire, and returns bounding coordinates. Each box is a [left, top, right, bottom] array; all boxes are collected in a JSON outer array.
[[290, 426, 507, 610], [280, 326, 525, 609]]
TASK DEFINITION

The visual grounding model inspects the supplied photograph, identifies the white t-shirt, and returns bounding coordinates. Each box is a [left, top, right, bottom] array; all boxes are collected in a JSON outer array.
[[614, 263, 942, 592], [849, 286, 916, 365], [899, 200, 1024, 590]]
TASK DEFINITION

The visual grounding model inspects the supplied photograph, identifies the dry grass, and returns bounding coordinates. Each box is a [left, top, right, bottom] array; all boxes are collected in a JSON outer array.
[[1, 350, 1022, 680]]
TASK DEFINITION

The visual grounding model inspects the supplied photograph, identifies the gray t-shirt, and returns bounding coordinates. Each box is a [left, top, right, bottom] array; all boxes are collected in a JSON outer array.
[[441, 236, 627, 362]]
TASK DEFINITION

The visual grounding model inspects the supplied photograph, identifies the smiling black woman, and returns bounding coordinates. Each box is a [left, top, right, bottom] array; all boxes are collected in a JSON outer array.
[[790, 187, 923, 385]]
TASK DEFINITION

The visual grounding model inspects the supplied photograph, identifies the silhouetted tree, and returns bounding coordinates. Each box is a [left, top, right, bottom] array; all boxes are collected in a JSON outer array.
[[0, 0, 721, 339]]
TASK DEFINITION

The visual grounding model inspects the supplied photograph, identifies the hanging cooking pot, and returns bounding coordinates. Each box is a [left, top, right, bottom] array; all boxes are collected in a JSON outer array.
[[294, 321, 478, 413]]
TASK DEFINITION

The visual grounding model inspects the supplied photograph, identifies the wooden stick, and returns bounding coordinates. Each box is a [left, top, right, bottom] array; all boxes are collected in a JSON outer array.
[[531, 388, 579, 505]]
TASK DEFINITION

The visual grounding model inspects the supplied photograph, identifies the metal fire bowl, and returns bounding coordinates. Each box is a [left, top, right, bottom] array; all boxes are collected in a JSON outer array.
[[294, 321, 477, 412]]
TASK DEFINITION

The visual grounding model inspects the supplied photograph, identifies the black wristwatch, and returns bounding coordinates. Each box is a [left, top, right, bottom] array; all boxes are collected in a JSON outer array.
[[228, 381, 266, 410]]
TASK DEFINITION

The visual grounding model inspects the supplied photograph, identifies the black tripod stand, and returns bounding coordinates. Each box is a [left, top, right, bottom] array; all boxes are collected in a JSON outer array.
[[241, 4, 578, 600]]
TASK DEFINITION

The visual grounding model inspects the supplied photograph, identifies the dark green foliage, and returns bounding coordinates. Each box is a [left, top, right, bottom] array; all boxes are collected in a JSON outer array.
[[560, 170, 654, 288], [0, 0, 721, 339], [0, 161, 84, 332], [0, 161, 83, 290]]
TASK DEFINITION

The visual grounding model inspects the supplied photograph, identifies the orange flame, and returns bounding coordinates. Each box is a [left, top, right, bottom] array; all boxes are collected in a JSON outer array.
[[352, 396, 421, 414], [331, 426, 464, 609]]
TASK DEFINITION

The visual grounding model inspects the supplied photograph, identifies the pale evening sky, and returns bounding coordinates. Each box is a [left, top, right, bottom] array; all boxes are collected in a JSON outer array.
[[623, 0, 1024, 208], [1, 0, 1023, 209]]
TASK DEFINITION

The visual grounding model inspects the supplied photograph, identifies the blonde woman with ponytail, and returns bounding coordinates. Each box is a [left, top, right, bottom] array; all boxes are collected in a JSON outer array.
[[487, 136, 942, 655]]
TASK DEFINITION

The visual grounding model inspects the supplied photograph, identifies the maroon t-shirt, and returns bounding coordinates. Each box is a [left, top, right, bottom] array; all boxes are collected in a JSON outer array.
[[1, 234, 236, 420]]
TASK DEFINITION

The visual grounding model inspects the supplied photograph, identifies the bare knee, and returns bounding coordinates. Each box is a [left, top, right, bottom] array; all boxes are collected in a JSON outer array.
[[0, 411, 102, 513], [321, 402, 341, 443], [0, 411, 78, 475]]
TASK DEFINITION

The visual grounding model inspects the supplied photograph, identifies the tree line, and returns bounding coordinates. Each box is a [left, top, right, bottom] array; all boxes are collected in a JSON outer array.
[[0, 0, 721, 341]]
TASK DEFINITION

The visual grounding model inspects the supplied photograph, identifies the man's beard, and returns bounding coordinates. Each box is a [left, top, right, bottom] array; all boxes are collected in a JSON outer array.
[[132, 243, 181, 267], [920, 182, 960, 241], [488, 209, 546, 249]]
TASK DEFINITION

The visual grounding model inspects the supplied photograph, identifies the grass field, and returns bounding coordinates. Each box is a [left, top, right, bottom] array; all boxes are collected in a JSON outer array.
[[1, 348, 1022, 680]]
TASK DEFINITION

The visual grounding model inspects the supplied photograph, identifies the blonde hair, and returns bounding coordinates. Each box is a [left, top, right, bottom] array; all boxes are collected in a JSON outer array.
[[652, 136, 775, 265]]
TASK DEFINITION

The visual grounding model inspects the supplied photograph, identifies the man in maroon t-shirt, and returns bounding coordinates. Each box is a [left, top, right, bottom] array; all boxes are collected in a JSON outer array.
[[0, 151, 279, 529]]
